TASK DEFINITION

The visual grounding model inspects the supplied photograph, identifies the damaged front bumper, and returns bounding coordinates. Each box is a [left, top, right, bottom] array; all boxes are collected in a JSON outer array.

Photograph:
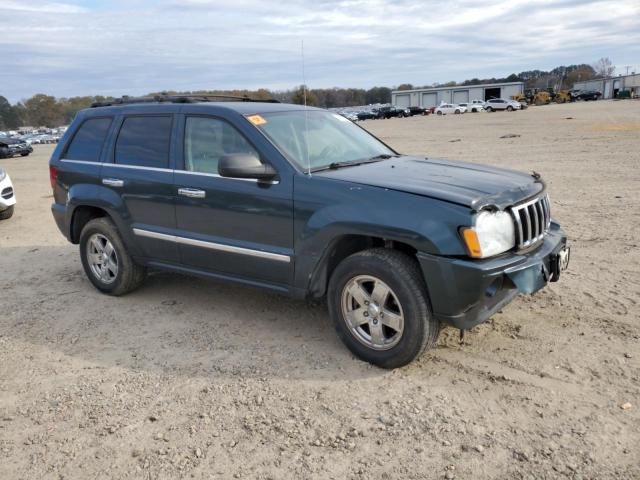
[[417, 222, 568, 330]]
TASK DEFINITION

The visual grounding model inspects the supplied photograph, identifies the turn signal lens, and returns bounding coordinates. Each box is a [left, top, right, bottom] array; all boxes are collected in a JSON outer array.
[[462, 228, 483, 258]]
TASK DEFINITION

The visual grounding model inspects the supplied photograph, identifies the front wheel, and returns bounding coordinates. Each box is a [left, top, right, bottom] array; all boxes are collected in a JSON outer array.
[[486, 106, 493, 112], [328, 249, 440, 369], [506, 105, 514, 111], [454, 109, 460, 114], [0, 205, 14, 220], [20, 152, 29, 157], [437, 111, 443, 115], [79, 217, 146, 295]]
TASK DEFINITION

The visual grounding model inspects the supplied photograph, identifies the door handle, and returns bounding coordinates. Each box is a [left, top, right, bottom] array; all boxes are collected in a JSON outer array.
[[102, 178, 124, 187], [178, 188, 206, 199]]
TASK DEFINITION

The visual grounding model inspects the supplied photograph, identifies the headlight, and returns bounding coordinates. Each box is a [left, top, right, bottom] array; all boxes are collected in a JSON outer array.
[[461, 210, 515, 258], [0, 169, 6, 182]]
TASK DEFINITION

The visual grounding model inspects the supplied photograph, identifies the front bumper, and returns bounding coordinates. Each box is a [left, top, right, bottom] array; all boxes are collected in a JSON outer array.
[[0, 174, 16, 209], [418, 222, 567, 330]]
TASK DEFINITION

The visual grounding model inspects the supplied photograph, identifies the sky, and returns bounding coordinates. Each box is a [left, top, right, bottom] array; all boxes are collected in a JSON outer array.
[[1, 0, 639, 102]]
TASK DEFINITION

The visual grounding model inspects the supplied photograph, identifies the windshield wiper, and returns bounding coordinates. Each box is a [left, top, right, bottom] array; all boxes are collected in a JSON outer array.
[[310, 154, 398, 173]]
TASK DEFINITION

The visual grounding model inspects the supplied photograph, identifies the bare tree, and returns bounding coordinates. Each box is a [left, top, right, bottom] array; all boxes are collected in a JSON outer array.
[[593, 57, 615, 78]]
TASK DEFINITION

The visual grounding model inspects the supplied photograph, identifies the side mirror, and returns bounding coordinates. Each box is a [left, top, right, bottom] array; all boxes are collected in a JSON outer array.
[[218, 154, 277, 180]]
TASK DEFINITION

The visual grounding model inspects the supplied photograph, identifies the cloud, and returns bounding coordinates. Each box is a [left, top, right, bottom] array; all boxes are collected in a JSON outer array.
[[0, 0, 639, 101]]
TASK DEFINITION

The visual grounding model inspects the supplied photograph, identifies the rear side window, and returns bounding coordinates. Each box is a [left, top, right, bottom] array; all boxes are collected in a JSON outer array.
[[115, 116, 172, 168], [64, 117, 112, 162]]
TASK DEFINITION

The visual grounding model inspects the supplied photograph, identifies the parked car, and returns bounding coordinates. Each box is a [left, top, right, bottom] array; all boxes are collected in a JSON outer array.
[[377, 106, 407, 119], [575, 90, 602, 101], [435, 104, 466, 115], [341, 112, 359, 122], [0, 167, 16, 220], [458, 102, 484, 113], [50, 96, 569, 368], [356, 111, 378, 121], [406, 106, 429, 116], [484, 98, 522, 112], [0, 137, 33, 158]]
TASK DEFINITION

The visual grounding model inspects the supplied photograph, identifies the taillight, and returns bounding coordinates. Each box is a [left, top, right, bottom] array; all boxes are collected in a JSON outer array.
[[49, 165, 59, 191]]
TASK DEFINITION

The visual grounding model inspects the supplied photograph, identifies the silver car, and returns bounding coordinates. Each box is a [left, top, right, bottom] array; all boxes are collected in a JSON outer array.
[[484, 98, 521, 112]]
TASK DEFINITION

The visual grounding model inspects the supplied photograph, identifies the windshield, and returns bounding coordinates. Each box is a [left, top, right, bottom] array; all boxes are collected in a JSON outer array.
[[254, 110, 395, 172]]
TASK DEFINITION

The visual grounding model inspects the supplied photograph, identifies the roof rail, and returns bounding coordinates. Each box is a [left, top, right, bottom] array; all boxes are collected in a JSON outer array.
[[90, 94, 280, 108]]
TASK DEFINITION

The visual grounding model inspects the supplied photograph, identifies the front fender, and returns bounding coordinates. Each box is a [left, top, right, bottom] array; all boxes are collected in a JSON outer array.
[[292, 175, 472, 295]]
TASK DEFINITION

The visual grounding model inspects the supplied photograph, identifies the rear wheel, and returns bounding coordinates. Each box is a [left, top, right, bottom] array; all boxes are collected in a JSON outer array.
[[437, 111, 443, 115], [20, 152, 29, 157], [0, 147, 9, 159], [454, 109, 460, 114], [79, 217, 146, 295], [328, 249, 440, 369], [486, 106, 494, 112], [0, 205, 14, 220]]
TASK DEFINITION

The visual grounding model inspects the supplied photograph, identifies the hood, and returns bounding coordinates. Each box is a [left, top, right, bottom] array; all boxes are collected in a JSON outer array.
[[315, 156, 544, 211], [1, 137, 23, 145]]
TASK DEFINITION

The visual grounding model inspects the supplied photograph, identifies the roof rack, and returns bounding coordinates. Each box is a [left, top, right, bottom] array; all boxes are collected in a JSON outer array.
[[90, 94, 280, 108]]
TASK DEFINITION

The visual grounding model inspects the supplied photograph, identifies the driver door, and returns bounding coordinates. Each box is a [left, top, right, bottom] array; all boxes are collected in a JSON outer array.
[[173, 114, 294, 288]]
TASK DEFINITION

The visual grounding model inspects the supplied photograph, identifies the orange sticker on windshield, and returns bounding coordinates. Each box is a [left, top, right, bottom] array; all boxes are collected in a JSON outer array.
[[247, 114, 267, 126]]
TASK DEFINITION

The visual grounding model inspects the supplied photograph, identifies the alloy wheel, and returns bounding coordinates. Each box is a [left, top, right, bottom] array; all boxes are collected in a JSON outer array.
[[341, 275, 405, 350]]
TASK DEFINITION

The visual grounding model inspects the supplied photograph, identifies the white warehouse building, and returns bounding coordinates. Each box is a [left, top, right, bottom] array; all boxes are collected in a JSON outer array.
[[392, 82, 525, 109], [573, 73, 640, 99]]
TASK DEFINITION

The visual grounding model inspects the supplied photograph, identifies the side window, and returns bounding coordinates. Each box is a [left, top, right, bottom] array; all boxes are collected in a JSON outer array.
[[184, 116, 258, 174], [64, 117, 112, 162], [115, 116, 172, 168]]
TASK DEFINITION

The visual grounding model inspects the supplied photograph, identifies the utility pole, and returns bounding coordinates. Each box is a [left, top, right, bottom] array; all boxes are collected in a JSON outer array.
[[625, 65, 631, 75]]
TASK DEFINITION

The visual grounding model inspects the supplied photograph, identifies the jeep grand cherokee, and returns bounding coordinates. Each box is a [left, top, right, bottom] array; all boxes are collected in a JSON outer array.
[[49, 95, 570, 368]]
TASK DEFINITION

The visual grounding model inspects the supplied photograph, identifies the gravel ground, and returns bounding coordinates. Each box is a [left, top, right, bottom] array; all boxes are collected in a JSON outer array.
[[0, 100, 638, 479]]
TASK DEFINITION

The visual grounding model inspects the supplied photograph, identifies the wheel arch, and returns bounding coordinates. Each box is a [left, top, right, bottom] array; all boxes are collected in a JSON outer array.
[[69, 205, 111, 244], [306, 234, 425, 300]]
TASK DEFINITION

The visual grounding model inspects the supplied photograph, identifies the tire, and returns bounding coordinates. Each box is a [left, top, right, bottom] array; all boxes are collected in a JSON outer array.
[[327, 248, 440, 369], [0, 147, 9, 159], [79, 217, 146, 296], [437, 111, 443, 115], [20, 152, 29, 157], [0, 205, 14, 220], [486, 106, 493, 112], [506, 105, 514, 111], [454, 109, 460, 114]]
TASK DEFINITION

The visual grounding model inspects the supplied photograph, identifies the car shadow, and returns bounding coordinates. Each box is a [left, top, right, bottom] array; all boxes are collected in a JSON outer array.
[[1, 245, 402, 381]]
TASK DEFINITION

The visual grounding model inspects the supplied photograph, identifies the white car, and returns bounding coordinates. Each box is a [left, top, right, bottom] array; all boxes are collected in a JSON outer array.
[[0, 167, 16, 220], [458, 102, 484, 113], [435, 103, 467, 115], [484, 98, 522, 112]]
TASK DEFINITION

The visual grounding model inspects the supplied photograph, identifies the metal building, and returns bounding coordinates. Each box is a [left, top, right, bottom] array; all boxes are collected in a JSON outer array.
[[391, 82, 524, 109], [573, 73, 640, 99]]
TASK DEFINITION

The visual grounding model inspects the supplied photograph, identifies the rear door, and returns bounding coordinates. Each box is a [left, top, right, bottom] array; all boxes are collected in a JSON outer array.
[[173, 113, 294, 288], [100, 113, 179, 263]]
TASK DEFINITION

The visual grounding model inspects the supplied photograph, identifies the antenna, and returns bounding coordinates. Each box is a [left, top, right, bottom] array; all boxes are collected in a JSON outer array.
[[301, 40, 311, 176]]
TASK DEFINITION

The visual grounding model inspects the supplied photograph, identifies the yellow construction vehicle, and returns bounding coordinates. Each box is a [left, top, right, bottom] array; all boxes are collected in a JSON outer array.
[[554, 90, 571, 103], [531, 90, 551, 105]]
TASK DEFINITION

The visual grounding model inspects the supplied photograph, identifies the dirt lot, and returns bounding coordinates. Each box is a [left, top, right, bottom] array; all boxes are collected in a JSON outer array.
[[1, 100, 638, 479]]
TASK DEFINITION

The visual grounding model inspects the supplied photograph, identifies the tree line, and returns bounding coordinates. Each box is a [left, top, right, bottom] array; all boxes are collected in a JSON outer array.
[[0, 58, 616, 130], [0, 86, 393, 130]]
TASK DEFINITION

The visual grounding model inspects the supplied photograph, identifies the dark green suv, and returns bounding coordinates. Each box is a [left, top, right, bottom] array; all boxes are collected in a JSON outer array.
[[49, 95, 569, 368]]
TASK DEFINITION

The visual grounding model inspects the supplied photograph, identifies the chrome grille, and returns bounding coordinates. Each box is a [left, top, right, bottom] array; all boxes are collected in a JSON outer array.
[[510, 194, 551, 249]]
